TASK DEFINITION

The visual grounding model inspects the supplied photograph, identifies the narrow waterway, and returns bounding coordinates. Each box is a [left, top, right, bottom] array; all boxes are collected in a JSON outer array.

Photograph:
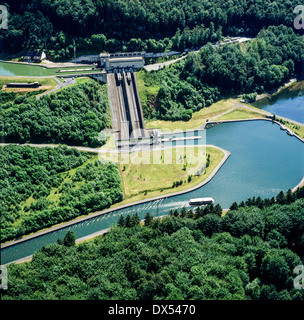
[[1, 120, 303, 264]]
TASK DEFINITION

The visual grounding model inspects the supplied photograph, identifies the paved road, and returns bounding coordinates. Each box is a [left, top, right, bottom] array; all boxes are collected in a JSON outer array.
[[144, 55, 186, 72], [36, 76, 76, 98], [1, 74, 77, 98], [211, 99, 271, 120], [144, 37, 253, 72]]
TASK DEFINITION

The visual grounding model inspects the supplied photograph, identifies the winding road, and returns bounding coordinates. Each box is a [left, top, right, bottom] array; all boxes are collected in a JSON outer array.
[[144, 37, 253, 72], [2, 74, 77, 98], [36, 76, 76, 98]]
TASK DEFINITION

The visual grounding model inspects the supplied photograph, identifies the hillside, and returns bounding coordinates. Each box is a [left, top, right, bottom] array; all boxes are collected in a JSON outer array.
[[0, 79, 111, 147], [2, 188, 304, 300], [138, 26, 304, 121], [1, 0, 302, 60], [0, 145, 123, 242]]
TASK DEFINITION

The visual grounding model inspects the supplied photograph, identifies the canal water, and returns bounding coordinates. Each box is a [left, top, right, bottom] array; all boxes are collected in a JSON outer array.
[[254, 90, 304, 124], [1, 120, 303, 264], [0, 61, 56, 76], [0, 61, 96, 77]]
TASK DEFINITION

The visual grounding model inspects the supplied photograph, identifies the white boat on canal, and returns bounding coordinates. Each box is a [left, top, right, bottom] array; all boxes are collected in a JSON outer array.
[[189, 197, 215, 205]]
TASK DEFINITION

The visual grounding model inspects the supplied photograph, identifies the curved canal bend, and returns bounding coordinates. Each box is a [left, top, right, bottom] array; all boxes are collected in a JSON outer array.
[[1, 120, 304, 264]]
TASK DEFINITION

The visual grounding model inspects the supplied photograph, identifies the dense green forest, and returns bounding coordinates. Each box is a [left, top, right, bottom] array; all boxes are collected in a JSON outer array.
[[0, 145, 123, 242], [0, 79, 111, 147], [2, 187, 304, 300], [1, 0, 302, 60], [140, 25, 304, 121]]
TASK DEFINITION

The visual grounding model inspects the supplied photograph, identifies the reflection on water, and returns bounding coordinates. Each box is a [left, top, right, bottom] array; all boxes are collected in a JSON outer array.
[[253, 90, 304, 124]]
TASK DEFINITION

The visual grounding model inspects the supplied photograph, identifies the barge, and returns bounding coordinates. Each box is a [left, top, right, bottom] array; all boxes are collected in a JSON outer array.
[[189, 197, 215, 205]]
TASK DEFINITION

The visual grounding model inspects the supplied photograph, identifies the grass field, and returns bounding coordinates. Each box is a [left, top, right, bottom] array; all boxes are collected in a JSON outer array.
[[146, 98, 236, 131], [215, 107, 267, 121], [136, 69, 160, 112], [113, 146, 225, 205], [277, 117, 304, 139], [0, 76, 58, 95]]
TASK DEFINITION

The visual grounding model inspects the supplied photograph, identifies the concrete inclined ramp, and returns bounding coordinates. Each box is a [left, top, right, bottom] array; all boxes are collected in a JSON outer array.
[[107, 71, 146, 140]]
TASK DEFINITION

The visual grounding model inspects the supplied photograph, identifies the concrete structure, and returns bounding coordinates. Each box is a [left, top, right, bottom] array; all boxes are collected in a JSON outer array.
[[6, 81, 41, 88], [107, 69, 146, 140], [106, 56, 144, 71], [70, 52, 145, 71], [104, 53, 146, 141], [70, 51, 146, 140], [70, 54, 101, 64], [145, 51, 181, 59], [104, 52, 144, 71], [89, 70, 108, 83]]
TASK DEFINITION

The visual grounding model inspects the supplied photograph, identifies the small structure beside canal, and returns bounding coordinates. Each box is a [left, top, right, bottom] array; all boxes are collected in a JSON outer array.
[[23, 50, 46, 63], [6, 81, 41, 88]]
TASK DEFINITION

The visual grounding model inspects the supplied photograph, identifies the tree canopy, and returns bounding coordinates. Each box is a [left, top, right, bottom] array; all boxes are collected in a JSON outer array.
[[141, 26, 304, 121], [0, 145, 123, 242], [0, 79, 111, 147], [2, 188, 304, 300], [1, 0, 302, 60]]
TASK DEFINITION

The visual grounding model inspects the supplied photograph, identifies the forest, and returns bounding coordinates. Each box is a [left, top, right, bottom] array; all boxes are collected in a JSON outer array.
[[1, 0, 302, 60], [2, 187, 304, 300], [0, 145, 123, 242], [140, 25, 304, 121], [0, 79, 111, 147]]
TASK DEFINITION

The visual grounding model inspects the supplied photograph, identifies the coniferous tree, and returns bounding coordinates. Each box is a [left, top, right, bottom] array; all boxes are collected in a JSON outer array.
[[180, 207, 187, 218], [230, 202, 239, 211], [285, 189, 295, 204], [63, 230, 76, 247], [202, 205, 211, 216], [125, 214, 132, 228], [117, 215, 125, 227], [276, 191, 286, 205], [186, 209, 194, 218], [132, 213, 140, 226], [194, 206, 201, 219], [173, 209, 179, 217], [144, 212, 153, 226], [213, 203, 222, 216]]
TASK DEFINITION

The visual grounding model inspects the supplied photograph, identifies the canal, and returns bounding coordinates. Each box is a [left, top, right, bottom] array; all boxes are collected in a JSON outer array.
[[0, 61, 58, 76], [1, 119, 303, 264], [0, 61, 98, 77]]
